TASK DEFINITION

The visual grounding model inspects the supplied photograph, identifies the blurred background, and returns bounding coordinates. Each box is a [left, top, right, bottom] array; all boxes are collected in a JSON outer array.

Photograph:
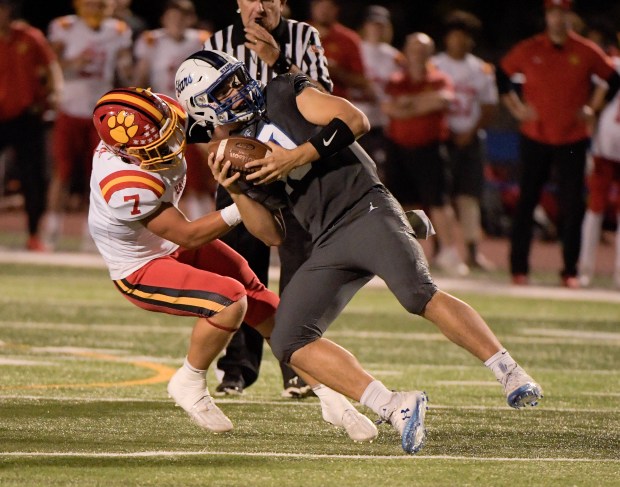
[[18, 0, 620, 62]]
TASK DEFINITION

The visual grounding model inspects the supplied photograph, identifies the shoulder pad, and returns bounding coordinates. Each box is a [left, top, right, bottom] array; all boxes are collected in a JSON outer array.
[[99, 169, 165, 221]]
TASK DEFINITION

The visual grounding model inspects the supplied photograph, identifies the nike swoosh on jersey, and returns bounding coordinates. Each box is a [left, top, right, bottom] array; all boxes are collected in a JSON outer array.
[[323, 130, 338, 146]]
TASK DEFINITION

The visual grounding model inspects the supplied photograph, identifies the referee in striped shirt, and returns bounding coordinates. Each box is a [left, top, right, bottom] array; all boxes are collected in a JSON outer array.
[[204, 0, 333, 399]]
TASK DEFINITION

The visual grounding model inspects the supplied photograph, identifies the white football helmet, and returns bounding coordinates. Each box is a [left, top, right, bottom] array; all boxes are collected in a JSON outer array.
[[175, 50, 265, 128]]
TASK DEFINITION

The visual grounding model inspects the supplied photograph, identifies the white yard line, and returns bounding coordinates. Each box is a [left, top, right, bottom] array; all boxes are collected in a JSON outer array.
[[3, 322, 619, 346], [0, 395, 616, 414], [2, 248, 620, 303], [0, 359, 57, 366], [1, 450, 618, 463]]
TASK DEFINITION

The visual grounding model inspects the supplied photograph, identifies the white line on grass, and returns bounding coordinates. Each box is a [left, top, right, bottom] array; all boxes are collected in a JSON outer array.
[[0, 395, 616, 414], [2, 450, 619, 463], [1, 321, 188, 334], [0, 359, 57, 366], [6, 248, 620, 302], [4, 321, 619, 346], [521, 328, 620, 341]]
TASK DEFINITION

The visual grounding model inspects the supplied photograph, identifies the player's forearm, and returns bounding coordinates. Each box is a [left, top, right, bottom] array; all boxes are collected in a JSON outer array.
[[230, 193, 284, 246], [171, 212, 232, 249], [146, 205, 232, 249]]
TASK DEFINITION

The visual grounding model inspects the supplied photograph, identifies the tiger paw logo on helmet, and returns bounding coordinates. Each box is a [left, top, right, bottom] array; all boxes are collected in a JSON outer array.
[[108, 111, 139, 144]]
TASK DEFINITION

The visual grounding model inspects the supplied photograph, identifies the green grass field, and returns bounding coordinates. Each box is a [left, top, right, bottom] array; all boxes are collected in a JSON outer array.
[[0, 263, 619, 486]]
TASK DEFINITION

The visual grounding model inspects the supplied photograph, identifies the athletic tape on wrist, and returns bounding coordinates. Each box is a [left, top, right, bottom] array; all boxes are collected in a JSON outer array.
[[308, 118, 355, 159], [220, 204, 242, 227]]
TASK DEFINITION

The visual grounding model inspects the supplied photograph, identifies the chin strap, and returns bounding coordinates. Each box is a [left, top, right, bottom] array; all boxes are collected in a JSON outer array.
[[188, 119, 212, 140]]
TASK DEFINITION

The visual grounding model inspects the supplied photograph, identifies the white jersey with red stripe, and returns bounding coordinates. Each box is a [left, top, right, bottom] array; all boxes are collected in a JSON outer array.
[[591, 57, 620, 163], [88, 142, 187, 280], [432, 52, 498, 134], [49, 16, 132, 118], [134, 28, 211, 95]]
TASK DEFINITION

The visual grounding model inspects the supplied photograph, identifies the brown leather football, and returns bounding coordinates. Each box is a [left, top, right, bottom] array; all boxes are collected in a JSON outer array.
[[205, 136, 271, 181]]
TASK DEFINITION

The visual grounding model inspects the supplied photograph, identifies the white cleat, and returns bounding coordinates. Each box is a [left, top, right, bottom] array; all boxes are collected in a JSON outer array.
[[174, 394, 233, 433], [323, 407, 378, 443], [383, 391, 428, 454], [501, 364, 543, 409], [167, 369, 233, 433]]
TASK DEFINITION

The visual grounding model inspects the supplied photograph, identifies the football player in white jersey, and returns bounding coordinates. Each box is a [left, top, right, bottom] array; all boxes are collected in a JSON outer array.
[[133, 0, 210, 96], [133, 0, 215, 221], [578, 56, 620, 288], [432, 11, 499, 271], [88, 86, 379, 441], [44, 0, 133, 250]]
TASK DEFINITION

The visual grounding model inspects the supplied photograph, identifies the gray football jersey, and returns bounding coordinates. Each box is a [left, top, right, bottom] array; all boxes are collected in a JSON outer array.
[[237, 74, 383, 241]]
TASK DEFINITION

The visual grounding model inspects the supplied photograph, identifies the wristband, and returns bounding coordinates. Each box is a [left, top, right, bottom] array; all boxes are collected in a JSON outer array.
[[220, 204, 242, 227], [273, 50, 293, 75], [307, 118, 355, 159]]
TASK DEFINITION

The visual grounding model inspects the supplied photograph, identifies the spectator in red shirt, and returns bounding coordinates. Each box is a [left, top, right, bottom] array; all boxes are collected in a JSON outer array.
[[497, 0, 620, 287], [383, 32, 469, 276], [0, 0, 63, 251], [308, 0, 372, 100]]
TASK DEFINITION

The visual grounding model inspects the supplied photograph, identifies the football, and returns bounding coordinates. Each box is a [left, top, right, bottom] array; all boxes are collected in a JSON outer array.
[[205, 136, 271, 182]]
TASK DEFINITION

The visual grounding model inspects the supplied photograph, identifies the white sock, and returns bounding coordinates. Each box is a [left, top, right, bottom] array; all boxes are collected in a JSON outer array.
[[184, 357, 206, 374], [43, 212, 63, 246], [579, 210, 603, 281], [360, 380, 394, 419], [171, 357, 207, 409], [312, 384, 355, 423], [484, 349, 517, 382]]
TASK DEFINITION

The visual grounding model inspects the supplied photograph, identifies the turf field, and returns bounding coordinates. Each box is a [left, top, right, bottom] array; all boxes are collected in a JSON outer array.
[[0, 262, 618, 486]]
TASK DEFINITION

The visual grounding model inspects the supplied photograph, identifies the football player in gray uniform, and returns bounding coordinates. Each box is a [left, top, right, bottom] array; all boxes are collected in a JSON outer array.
[[176, 50, 543, 455]]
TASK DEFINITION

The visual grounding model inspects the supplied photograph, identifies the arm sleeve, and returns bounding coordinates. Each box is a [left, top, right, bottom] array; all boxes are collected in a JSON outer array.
[[292, 73, 315, 95]]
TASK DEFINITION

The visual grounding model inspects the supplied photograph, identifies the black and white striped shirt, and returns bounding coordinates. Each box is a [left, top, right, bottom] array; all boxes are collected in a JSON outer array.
[[204, 17, 333, 92]]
